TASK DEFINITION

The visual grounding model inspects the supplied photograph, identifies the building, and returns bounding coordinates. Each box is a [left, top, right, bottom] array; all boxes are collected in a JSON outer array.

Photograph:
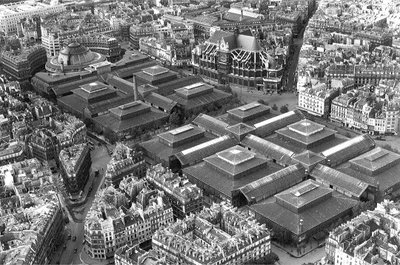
[[183, 145, 283, 204], [84, 184, 173, 260], [0, 1, 66, 34], [57, 81, 136, 119], [330, 90, 400, 135], [43, 33, 121, 62], [28, 128, 58, 161], [115, 245, 166, 265], [0, 141, 25, 166], [335, 146, 400, 201], [139, 124, 216, 170], [298, 83, 339, 117], [45, 42, 107, 73], [93, 101, 169, 141], [31, 52, 156, 98], [0, 158, 64, 265], [152, 202, 271, 265], [326, 200, 400, 264], [250, 179, 358, 246], [104, 143, 146, 187], [59, 143, 91, 198], [146, 164, 203, 219], [28, 113, 86, 161], [139, 36, 194, 66], [166, 82, 232, 116], [129, 23, 157, 50], [0, 45, 47, 81], [192, 29, 285, 91]]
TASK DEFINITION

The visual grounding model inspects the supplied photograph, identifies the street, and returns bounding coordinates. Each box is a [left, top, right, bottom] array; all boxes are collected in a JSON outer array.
[[272, 244, 326, 265], [50, 144, 112, 265]]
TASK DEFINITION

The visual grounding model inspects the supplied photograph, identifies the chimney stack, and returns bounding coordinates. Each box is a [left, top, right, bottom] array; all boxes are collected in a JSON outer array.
[[133, 75, 138, 101], [298, 219, 303, 233], [240, 10, 244, 22]]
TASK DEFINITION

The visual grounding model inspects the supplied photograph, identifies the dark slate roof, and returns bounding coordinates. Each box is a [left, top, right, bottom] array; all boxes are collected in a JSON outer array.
[[52, 75, 99, 96], [106, 74, 135, 95], [183, 159, 282, 198], [239, 163, 305, 203], [308, 135, 348, 154], [192, 113, 229, 137], [72, 82, 116, 102], [337, 159, 400, 192], [156, 76, 204, 96], [140, 133, 215, 164], [217, 111, 277, 126], [226, 123, 255, 139], [113, 61, 158, 79], [292, 150, 326, 167], [349, 147, 400, 175], [253, 110, 304, 137], [174, 135, 237, 167], [227, 101, 271, 122], [321, 134, 375, 166], [310, 164, 369, 198], [93, 105, 168, 133], [241, 134, 295, 165], [167, 88, 231, 110], [143, 92, 177, 112], [135, 66, 177, 83], [203, 145, 268, 178], [276, 120, 336, 146], [57, 90, 135, 117], [157, 125, 205, 146], [250, 190, 357, 236]]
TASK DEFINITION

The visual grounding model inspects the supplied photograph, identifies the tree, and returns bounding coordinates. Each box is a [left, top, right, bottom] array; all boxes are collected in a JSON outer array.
[[280, 105, 289, 113], [272, 104, 278, 111], [169, 112, 181, 126]]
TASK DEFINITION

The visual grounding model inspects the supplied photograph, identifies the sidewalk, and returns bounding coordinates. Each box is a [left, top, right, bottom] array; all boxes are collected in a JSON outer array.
[[272, 244, 326, 265], [272, 239, 325, 258], [79, 248, 111, 265]]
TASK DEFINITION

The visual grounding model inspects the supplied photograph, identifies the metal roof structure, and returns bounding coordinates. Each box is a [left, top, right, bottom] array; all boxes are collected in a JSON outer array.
[[192, 113, 229, 137], [310, 164, 369, 199], [241, 134, 295, 165], [349, 147, 400, 176], [238, 164, 305, 203], [322, 134, 375, 167], [253, 110, 304, 137], [174, 135, 237, 167]]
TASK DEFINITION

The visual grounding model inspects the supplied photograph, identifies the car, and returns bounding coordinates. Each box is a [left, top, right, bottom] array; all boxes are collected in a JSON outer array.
[[72, 236, 77, 241], [63, 244, 67, 249], [74, 248, 78, 253], [68, 234, 71, 240]]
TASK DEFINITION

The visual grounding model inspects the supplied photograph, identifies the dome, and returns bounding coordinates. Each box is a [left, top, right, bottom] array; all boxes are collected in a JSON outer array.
[[46, 41, 106, 73], [57, 42, 96, 66]]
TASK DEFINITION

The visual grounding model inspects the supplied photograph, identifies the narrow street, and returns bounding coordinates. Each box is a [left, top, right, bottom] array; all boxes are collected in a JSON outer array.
[[50, 145, 112, 265]]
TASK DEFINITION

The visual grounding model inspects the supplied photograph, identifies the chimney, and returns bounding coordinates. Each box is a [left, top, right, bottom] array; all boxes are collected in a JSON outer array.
[[133, 75, 138, 101], [240, 10, 244, 21], [298, 219, 303, 233]]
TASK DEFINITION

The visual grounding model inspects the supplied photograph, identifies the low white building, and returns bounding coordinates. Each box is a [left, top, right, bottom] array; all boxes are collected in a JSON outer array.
[[0, 1, 66, 34]]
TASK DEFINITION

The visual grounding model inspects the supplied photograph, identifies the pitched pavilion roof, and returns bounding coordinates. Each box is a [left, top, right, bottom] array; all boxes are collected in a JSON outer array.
[[241, 134, 295, 165], [238, 163, 305, 203], [310, 164, 369, 198]]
